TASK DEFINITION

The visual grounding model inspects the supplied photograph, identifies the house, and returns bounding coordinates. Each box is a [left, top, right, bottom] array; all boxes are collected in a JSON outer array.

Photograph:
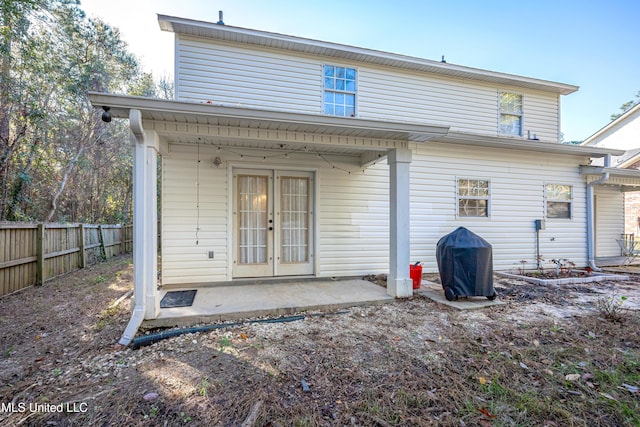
[[581, 103, 640, 259], [89, 14, 624, 345]]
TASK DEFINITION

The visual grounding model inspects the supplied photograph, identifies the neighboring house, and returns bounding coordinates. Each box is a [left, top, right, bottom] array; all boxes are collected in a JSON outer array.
[[581, 103, 640, 259], [89, 14, 625, 344]]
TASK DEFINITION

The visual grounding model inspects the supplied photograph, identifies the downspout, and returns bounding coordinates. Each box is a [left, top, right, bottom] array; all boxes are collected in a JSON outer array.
[[586, 154, 611, 271], [119, 109, 146, 346]]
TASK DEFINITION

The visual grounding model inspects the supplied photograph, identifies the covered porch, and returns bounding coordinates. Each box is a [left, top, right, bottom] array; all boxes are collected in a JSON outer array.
[[583, 165, 640, 269], [90, 93, 449, 345], [143, 278, 394, 328]]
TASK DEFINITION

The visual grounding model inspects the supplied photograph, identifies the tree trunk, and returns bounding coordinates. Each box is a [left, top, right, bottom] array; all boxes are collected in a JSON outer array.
[[45, 143, 85, 222]]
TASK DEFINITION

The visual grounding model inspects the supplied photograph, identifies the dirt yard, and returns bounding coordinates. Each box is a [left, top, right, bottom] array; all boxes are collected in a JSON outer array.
[[1, 256, 639, 426]]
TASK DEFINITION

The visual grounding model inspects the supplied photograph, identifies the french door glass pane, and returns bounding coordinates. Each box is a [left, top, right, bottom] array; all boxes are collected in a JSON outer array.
[[281, 177, 308, 263], [238, 175, 268, 264]]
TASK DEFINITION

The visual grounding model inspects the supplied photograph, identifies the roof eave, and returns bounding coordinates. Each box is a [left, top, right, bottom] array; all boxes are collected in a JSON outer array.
[[157, 14, 578, 96], [89, 92, 450, 142], [439, 131, 623, 158]]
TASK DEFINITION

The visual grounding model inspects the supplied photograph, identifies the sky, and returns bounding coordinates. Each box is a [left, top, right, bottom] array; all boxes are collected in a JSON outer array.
[[79, 0, 639, 143]]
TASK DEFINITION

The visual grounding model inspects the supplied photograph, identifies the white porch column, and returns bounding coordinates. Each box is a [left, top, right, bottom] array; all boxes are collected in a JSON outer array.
[[387, 148, 413, 298], [131, 110, 160, 320]]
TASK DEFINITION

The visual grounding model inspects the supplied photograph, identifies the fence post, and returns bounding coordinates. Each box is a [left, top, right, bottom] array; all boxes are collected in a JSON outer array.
[[79, 224, 86, 269], [36, 223, 45, 286]]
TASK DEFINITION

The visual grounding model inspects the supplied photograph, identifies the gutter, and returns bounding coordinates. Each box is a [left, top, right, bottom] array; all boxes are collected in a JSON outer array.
[[586, 154, 611, 271]]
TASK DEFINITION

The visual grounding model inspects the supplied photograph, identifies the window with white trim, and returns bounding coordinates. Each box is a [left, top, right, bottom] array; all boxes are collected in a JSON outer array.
[[323, 65, 356, 117], [545, 184, 572, 218], [457, 178, 490, 217], [499, 92, 523, 136]]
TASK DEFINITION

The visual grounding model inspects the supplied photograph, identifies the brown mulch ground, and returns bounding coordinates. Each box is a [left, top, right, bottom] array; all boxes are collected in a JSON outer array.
[[1, 255, 639, 426]]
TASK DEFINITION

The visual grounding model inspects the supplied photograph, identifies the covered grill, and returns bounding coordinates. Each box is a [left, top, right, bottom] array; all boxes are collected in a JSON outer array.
[[436, 227, 496, 301]]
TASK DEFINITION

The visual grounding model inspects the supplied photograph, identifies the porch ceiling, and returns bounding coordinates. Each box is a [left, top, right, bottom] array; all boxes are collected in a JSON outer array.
[[89, 93, 450, 145], [581, 165, 640, 189]]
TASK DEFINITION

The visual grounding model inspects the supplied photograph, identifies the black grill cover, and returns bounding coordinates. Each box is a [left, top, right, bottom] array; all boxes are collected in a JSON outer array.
[[436, 227, 494, 298]]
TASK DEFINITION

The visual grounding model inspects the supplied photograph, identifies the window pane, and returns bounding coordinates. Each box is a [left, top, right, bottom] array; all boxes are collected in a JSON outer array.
[[324, 104, 334, 115], [345, 94, 355, 106], [335, 79, 345, 90], [324, 92, 334, 103], [346, 80, 356, 92], [346, 106, 355, 117], [324, 77, 334, 89], [345, 68, 356, 80], [335, 105, 345, 116], [500, 114, 522, 135], [335, 67, 345, 78], [546, 184, 571, 200], [500, 92, 522, 114], [335, 93, 344, 105], [459, 199, 488, 217], [324, 65, 334, 77], [547, 202, 571, 218]]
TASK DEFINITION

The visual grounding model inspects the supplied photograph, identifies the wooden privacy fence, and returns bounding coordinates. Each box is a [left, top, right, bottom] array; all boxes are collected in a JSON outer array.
[[0, 223, 133, 298]]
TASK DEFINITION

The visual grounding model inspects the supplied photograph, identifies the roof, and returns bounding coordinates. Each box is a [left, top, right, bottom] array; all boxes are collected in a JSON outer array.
[[582, 102, 640, 146], [89, 93, 450, 143], [89, 92, 622, 158], [158, 14, 579, 96], [580, 165, 640, 188]]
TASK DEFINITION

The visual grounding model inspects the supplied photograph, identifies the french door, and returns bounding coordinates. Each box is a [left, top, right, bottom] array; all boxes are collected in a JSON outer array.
[[233, 169, 314, 278]]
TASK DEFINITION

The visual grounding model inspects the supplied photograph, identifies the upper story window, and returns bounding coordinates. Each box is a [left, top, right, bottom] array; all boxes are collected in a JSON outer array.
[[457, 178, 490, 217], [499, 92, 523, 136], [323, 65, 356, 117], [545, 184, 572, 218]]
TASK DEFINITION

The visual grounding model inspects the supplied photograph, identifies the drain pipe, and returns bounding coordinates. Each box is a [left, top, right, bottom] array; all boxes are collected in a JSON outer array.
[[119, 109, 147, 346], [586, 154, 611, 271]]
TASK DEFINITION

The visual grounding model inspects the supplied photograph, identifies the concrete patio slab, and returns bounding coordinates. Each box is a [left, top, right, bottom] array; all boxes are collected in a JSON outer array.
[[143, 279, 394, 328], [416, 281, 504, 310]]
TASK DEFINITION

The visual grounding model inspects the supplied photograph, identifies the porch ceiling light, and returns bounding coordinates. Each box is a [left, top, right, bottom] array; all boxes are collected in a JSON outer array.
[[101, 106, 112, 123]]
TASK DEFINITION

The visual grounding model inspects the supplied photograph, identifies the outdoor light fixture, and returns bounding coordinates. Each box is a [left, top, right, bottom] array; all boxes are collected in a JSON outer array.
[[101, 106, 111, 123]]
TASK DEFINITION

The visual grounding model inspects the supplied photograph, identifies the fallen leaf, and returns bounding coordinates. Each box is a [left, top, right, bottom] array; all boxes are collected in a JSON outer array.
[[479, 376, 488, 385], [240, 333, 248, 339], [533, 339, 540, 347], [600, 392, 618, 401], [519, 362, 529, 370], [478, 408, 495, 419], [565, 374, 580, 382], [582, 373, 593, 381]]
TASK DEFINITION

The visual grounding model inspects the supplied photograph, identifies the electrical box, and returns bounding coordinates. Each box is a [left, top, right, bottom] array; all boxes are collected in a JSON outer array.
[[534, 219, 545, 231], [208, 251, 214, 259]]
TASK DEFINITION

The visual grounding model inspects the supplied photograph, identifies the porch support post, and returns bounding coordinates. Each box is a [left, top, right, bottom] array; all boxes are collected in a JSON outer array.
[[387, 148, 413, 298], [131, 109, 159, 320]]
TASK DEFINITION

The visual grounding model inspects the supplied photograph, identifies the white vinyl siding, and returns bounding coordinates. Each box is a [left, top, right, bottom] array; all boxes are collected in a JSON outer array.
[[176, 36, 321, 113], [161, 146, 391, 284], [161, 141, 590, 284], [409, 142, 589, 273], [594, 187, 624, 257], [175, 36, 561, 141]]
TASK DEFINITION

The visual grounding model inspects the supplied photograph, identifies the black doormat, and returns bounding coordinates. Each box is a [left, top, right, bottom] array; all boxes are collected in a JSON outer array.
[[160, 290, 197, 308]]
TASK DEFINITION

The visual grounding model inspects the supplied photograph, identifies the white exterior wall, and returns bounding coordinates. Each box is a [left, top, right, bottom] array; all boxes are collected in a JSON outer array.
[[410, 142, 589, 272], [594, 187, 624, 257], [162, 141, 590, 285], [587, 113, 640, 151], [161, 144, 391, 285], [175, 36, 560, 142]]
